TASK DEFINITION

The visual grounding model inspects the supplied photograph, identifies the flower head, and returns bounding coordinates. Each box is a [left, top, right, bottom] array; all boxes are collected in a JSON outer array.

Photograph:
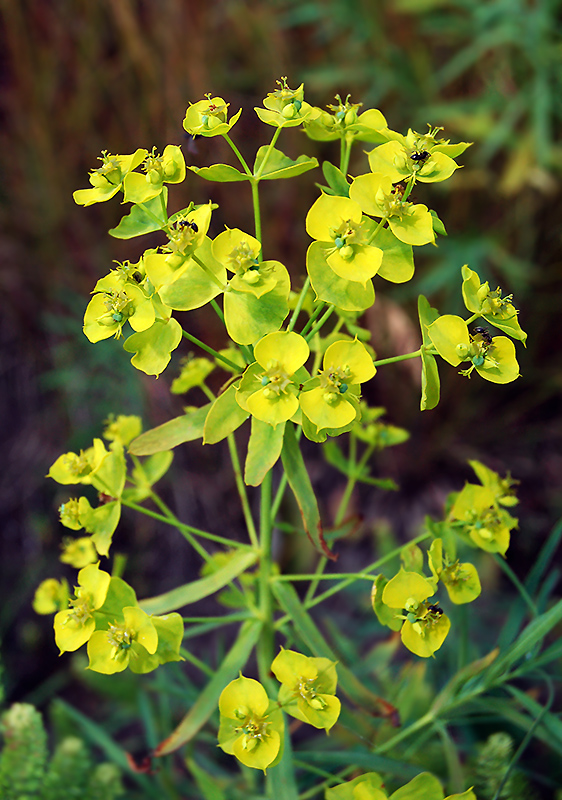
[[218, 676, 284, 771], [271, 649, 340, 731], [183, 95, 241, 137], [237, 331, 310, 427], [53, 563, 111, 653], [255, 78, 319, 128], [299, 339, 375, 433], [87, 606, 158, 674], [73, 149, 148, 206], [382, 568, 450, 657], [306, 194, 383, 285]]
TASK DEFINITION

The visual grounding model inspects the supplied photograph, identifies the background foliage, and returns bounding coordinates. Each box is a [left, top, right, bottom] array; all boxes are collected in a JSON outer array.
[[1, 0, 561, 796]]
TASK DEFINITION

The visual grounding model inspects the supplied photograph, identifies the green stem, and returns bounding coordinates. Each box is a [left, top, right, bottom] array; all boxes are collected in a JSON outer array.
[[227, 434, 259, 549], [159, 191, 168, 223], [192, 253, 228, 291], [223, 133, 253, 177], [305, 531, 432, 609], [340, 135, 353, 176], [138, 200, 167, 229], [300, 301, 326, 337], [465, 313, 481, 325], [210, 298, 225, 325], [178, 647, 214, 677], [287, 277, 311, 332], [366, 215, 389, 245], [250, 180, 262, 246], [122, 499, 251, 549], [492, 553, 538, 617], [144, 485, 211, 562], [180, 328, 242, 372], [373, 349, 422, 368], [305, 305, 335, 342], [257, 471, 275, 689], [253, 126, 282, 181], [374, 711, 435, 755]]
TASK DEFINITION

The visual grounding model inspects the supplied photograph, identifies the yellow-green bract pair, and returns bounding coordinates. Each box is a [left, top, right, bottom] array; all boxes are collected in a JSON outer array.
[[236, 330, 375, 434], [218, 649, 340, 771], [326, 770, 476, 800], [50, 563, 183, 675]]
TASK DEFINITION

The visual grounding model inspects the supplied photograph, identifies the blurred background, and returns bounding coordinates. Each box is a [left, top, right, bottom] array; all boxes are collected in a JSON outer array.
[[1, 0, 562, 795]]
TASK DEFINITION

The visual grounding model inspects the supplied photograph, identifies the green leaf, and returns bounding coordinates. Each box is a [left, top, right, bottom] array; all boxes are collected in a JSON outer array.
[[376, 227, 415, 283], [281, 423, 335, 561], [244, 418, 285, 486], [307, 242, 374, 312], [203, 383, 248, 444], [109, 188, 168, 238], [266, 725, 299, 800], [129, 404, 210, 455], [389, 772, 443, 800], [321, 161, 350, 196], [153, 619, 262, 756], [140, 549, 258, 614], [254, 146, 318, 180], [483, 597, 562, 685], [188, 163, 249, 182], [186, 758, 227, 800]]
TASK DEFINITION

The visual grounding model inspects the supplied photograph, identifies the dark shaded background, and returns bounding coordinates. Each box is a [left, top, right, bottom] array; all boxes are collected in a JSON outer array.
[[1, 0, 561, 793]]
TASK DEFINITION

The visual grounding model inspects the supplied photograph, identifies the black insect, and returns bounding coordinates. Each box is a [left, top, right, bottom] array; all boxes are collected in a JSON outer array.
[[473, 326, 493, 345], [179, 220, 198, 233], [410, 150, 430, 163], [131, 271, 143, 283], [427, 604, 443, 616]]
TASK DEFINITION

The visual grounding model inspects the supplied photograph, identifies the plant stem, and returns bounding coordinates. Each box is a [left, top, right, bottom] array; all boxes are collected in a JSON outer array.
[[305, 305, 335, 342], [250, 180, 262, 246], [146, 487, 211, 562], [366, 215, 388, 245], [301, 301, 326, 337], [122, 499, 250, 549], [227, 434, 259, 549], [223, 133, 253, 177], [373, 349, 422, 367], [257, 470, 275, 689], [253, 126, 282, 181], [180, 328, 242, 372], [192, 253, 228, 290], [287, 276, 311, 332]]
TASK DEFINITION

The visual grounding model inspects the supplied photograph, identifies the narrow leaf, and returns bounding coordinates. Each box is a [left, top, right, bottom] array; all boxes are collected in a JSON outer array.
[[266, 725, 299, 800], [244, 418, 285, 486], [129, 405, 211, 455], [322, 161, 350, 197], [154, 619, 262, 755], [140, 550, 258, 614], [281, 423, 336, 561]]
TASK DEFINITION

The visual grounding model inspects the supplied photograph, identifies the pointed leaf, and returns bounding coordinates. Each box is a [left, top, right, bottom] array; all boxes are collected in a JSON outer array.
[[140, 549, 258, 614], [245, 418, 285, 486], [281, 423, 336, 561], [321, 161, 350, 197], [188, 163, 249, 182], [203, 383, 249, 444], [153, 619, 262, 756], [109, 189, 168, 238]]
